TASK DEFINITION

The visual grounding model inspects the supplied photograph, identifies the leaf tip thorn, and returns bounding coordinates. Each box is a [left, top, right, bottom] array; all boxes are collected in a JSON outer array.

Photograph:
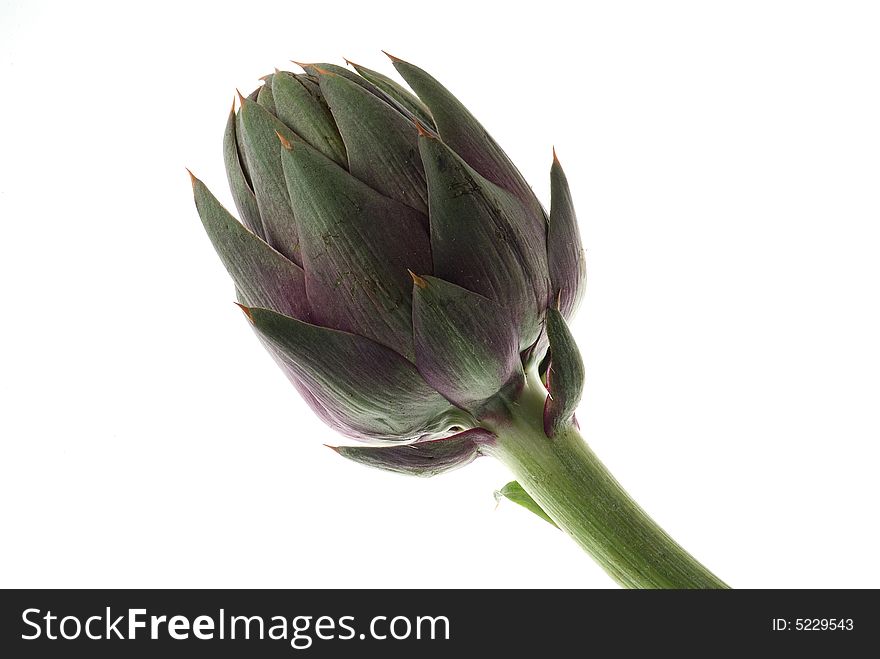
[[408, 269, 428, 289], [233, 302, 254, 322], [275, 129, 293, 150], [414, 119, 431, 137]]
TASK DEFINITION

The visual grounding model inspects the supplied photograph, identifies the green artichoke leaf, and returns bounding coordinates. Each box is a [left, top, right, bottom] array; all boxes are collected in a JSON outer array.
[[299, 62, 430, 128], [298, 62, 388, 100], [190, 175, 310, 321], [234, 88, 260, 181], [223, 105, 265, 240], [390, 56, 544, 220], [332, 428, 494, 477], [418, 133, 548, 350], [271, 71, 347, 167], [244, 306, 460, 441], [279, 132, 431, 360], [543, 308, 585, 437], [411, 274, 521, 410], [495, 481, 558, 528], [237, 97, 303, 266], [345, 59, 435, 130], [256, 75, 277, 115], [549, 151, 587, 319], [318, 70, 429, 216]]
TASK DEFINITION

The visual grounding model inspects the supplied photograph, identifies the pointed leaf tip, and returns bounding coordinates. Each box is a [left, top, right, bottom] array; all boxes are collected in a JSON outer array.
[[236, 88, 246, 105], [381, 49, 403, 63], [299, 62, 334, 76], [274, 129, 293, 150], [552, 145, 559, 164], [342, 57, 436, 130], [408, 269, 428, 289], [233, 302, 254, 322], [185, 168, 197, 188]]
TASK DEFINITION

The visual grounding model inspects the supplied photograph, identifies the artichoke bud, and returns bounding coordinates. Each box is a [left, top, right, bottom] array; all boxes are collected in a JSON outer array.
[[193, 55, 586, 474]]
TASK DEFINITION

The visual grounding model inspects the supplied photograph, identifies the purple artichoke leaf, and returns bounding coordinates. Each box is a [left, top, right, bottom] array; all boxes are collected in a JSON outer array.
[[418, 133, 548, 350], [271, 71, 347, 166], [548, 150, 587, 319], [318, 69, 429, 216], [332, 428, 495, 477], [243, 305, 468, 441], [344, 58, 436, 130], [542, 308, 585, 437], [191, 175, 310, 321], [279, 132, 431, 360], [258, 335, 413, 441], [223, 106, 265, 240], [237, 98, 303, 266], [253, 332, 343, 430], [390, 56, 544, 222], [253, 329, 467, 441], [412, 274, 522, 411]]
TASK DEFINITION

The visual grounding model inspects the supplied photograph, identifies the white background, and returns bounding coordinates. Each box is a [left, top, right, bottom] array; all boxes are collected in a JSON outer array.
[[1, 0, 879, 588]]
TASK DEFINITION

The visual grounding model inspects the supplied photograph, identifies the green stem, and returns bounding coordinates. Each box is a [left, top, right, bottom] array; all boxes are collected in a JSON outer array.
[[481, 370, 729, 589]]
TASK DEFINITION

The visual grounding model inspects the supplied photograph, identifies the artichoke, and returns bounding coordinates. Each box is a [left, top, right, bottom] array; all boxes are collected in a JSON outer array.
[[190, 54, 727, 589]]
